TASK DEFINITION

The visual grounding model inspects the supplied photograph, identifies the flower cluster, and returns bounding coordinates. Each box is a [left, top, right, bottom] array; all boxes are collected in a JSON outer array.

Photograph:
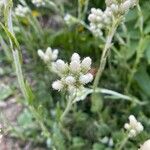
[[124, 115, 143, 137], [88, 0, 138, 37], [52, 53, 93, 92], [32, 0, 45, 7], [139, 139, 150, 150], [38, 47, 59, 64], [15, 4, 30, 17]]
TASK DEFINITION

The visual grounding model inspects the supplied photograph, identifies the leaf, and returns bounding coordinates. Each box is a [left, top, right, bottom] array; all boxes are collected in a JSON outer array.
[[145, 44, 150, 64], [17, 109, 33, 128], [135, 66, 150, 97], [91, 93, 103, 113], [0, 84, 12, 100], [73, 88, 133, 103]]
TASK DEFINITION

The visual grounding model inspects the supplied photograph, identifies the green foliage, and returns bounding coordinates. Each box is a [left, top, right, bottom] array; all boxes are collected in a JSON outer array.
[[0, 0, 150, 149]]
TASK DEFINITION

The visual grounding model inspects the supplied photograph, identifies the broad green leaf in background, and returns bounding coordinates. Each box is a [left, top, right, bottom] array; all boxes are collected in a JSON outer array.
[[0, 83, 12, 100]]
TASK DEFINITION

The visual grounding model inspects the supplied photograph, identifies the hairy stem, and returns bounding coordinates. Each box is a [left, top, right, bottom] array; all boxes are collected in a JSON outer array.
[[117, 136, 129, 150], [93, 22, 118, 90], [60, 94, 77, 123]]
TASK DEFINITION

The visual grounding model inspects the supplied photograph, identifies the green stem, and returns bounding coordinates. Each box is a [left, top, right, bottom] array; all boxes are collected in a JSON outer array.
[[117, 136, 129, 150], [93, 22, 118, 90], [3, 0, 51, 139], [60, 96, 74, 123], [126, 37, 145, 92]]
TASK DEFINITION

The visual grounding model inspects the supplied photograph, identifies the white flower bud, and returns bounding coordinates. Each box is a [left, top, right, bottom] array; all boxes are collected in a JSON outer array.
[[109, 138, 114, 147], [124, 115, 143, 138], [38, 49, 45, 60], [129, 115, 137, 127], [110, 4, 118, 13], [124, 123, 131, 130], [81, 57, 92, 72], [136, 122, 144, 132], [52, 80, 63, 91], [45, 47, 52, 58], [140, 140, 150, 150], [55, 59, 68, 73], [96, 9, 103, 16], [71, 53, 80, 62], [88, 14, 96, 22], [79, 73, 93, 84], [65, 76, 76, 85], [129, 129, 136, 137], [70, 60, 81, 73], [52, 49, 59, 60], [91, 8, 97, 14], [120, 0, 131, 12]]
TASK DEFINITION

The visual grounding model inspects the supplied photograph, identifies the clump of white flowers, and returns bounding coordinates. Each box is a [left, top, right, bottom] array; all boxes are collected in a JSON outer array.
[[52, 53, 93, 92], [32, 0, 45, 7], [139, 139, 150, 150], [38, 47, 59, 64], [15, 4, 30, 17], [124, 115, 143, 137], [88, 0, 138, 37]]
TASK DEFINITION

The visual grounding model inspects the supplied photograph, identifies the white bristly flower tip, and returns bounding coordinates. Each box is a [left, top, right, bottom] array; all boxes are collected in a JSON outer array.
[[81, 57, 92, 72], [88, 0, 138, 37], [52, 80, 63, 91], [70, 60, 81, 73], [55, 59, 68, 74], [65, 76, 76, 85], [71, 53, 80, 62], [38, 47, 59, 63], [32, 0, 45, 7], [15, 4, 30, 17], [52, 53, 93, 92], [124, 115, 144, 138], [79, 73, 93, 84], [139, 139, 150, 150]]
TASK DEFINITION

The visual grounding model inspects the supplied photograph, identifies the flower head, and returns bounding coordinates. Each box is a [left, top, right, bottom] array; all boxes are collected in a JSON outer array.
[[38, 47, 59, 63], [139, 139, 150, 150], [124, 115, 143, 138], [15, 4, 30, 17], [32, 0, 45, 7], [52, 53, 93, 92], [88, 0, 138, 37]]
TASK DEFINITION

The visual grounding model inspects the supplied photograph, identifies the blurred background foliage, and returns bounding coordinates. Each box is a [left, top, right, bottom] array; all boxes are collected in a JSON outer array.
[[0, 0, 150, 149]]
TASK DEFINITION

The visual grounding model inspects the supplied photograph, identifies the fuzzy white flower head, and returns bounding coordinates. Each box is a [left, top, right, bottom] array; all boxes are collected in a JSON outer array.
[[139, 140, 150, 150], [32, 0, 45, 7], [88, 0, 138, 37], [55, 59, 68, 74], [52, 80, 63, 91], [52, 52, 93, 92], [65, 76, 76, 85], [79, 73, 93, 85], [71, 53, 80, 62], [70, 60, 81, 73], [81, 57, 92, 72], [38, 47, 59, 63], [15, 4, 30, 17], [124, 115, 144, 138]]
